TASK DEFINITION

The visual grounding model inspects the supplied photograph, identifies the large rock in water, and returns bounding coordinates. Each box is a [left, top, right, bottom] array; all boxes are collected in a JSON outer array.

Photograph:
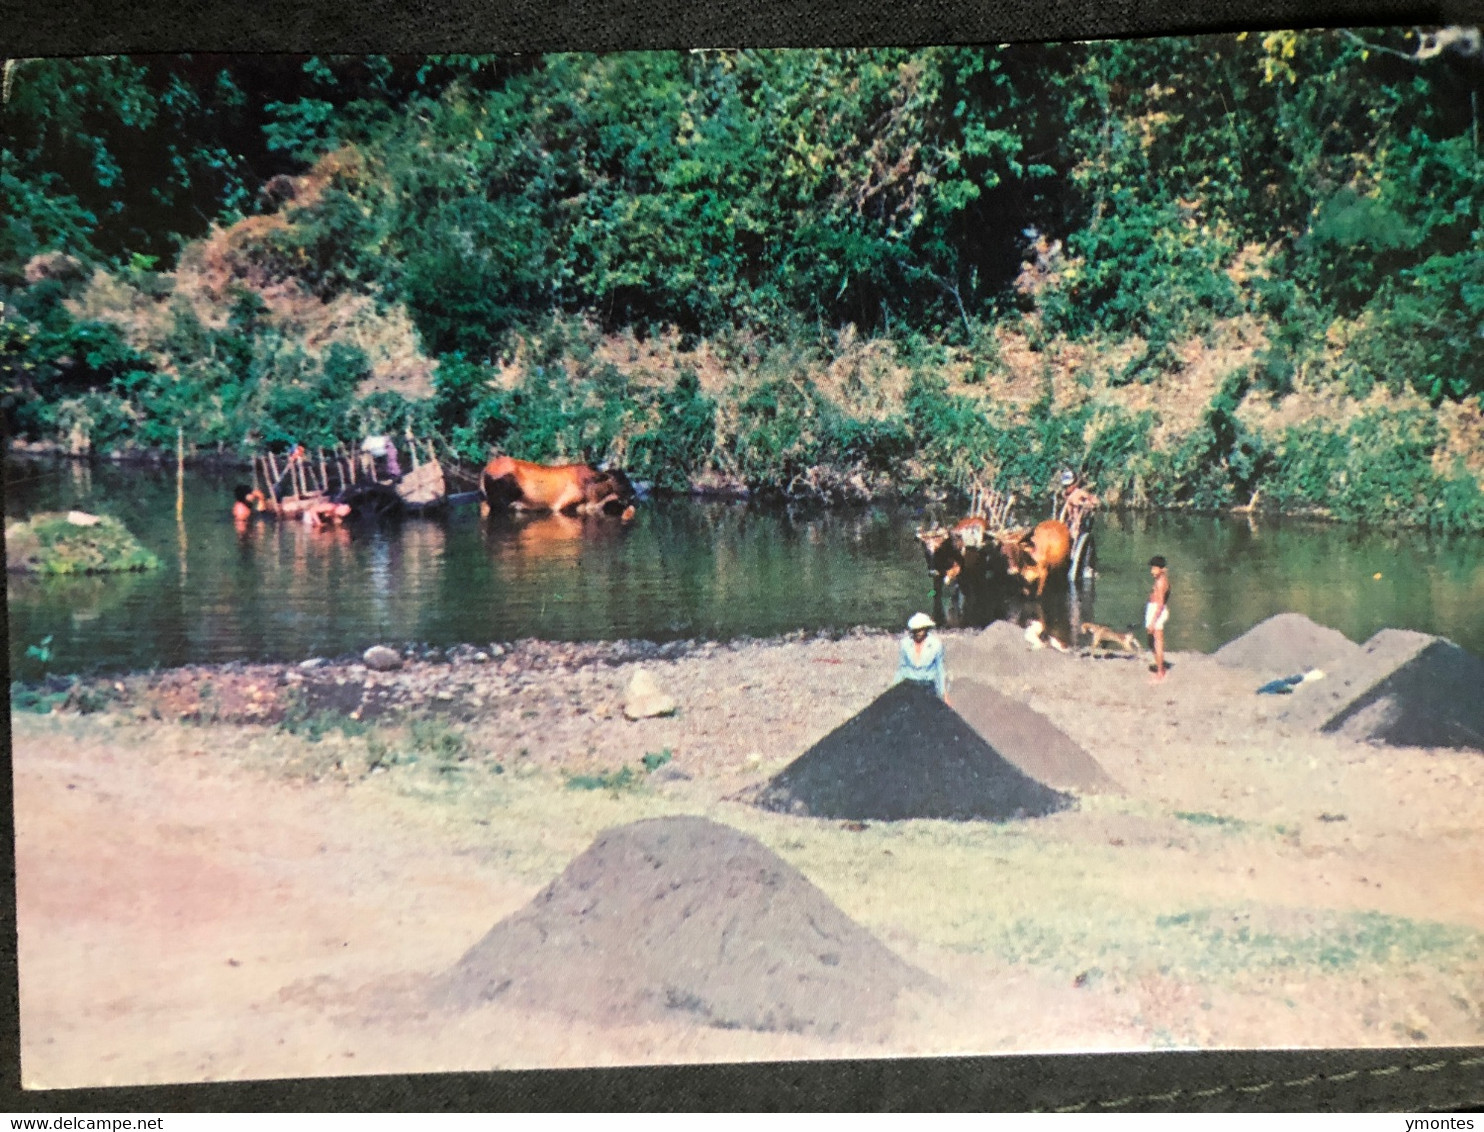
[[433, 816, 927, 1038], [754, 682, 1072, 822], [1294, 631, 1484, 751], [5, 512, 160, 575]]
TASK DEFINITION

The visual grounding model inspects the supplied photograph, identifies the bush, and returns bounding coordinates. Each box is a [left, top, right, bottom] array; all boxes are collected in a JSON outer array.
[[728, 378, 838, 488], [1343, 245, 1484, 408], [627, 370, 717, 491], [1042, 195, 1240, 350], [1266, 411, 1482, 530]]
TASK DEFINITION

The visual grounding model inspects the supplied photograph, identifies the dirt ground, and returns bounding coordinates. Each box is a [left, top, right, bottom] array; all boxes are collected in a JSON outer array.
[[13, 628, 1484, 1088]]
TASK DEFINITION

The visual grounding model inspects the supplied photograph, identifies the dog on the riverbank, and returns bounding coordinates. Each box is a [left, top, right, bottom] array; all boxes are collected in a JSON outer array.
[[1080, 622, 1144, 656]]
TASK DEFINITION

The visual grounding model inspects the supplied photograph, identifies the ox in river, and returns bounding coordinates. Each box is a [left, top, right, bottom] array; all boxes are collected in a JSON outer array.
[[481, 457, 638, 519], [915, 516, 1011, 623], [998, 519, 1072, 598]]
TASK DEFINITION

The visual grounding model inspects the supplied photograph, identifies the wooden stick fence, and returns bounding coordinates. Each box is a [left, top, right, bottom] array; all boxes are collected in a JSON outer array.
[[962, 474, 1018, 532]]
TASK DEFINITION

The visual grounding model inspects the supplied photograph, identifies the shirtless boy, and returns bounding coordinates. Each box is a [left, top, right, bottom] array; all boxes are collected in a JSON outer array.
[[1058, 469, 1100, 541], [1146, 555, 1171, 679]]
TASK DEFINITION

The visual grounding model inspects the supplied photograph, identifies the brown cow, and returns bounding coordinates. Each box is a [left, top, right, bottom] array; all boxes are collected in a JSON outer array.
[[481, 457, 637, 519], [997, 519, 1072, 598]]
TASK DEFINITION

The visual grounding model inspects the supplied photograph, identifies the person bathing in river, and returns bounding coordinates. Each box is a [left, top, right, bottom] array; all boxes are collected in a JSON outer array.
[[232, 484, 264, 524], [894, 612, 950, 703], [1146, 555, 1171, 680], [301, 498, 354, 528]]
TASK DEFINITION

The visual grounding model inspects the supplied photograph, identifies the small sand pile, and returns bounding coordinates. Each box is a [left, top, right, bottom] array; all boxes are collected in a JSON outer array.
[[434, 816, 927, 1038], [950, 679, 1121, 794], [754, 682, 1072, 822], [1213, 613, 1362, 675], [953, 620, 1069, 688], [1276, 629, 1484, 751]]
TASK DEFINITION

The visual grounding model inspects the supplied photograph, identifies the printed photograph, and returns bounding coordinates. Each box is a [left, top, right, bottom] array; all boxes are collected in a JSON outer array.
[[5, 32, 1483, 1089]]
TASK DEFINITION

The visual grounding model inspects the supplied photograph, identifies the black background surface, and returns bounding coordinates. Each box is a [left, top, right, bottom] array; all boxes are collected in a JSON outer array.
[[2, 0, 1484, 1111]]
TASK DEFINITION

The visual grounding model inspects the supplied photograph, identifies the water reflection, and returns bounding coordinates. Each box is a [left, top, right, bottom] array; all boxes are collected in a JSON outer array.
[[5, 457, 1483, 673]]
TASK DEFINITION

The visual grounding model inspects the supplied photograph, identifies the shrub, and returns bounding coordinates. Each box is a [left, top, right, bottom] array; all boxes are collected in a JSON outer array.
[[627, 370, 717, 491], [1343, 245, 1484, 408], [1266, 411, 1483, 530], [5, 512, 160, 575]]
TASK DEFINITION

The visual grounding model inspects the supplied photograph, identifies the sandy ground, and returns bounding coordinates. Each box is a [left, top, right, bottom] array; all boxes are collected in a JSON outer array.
[[12, 629, 1484, 1088]]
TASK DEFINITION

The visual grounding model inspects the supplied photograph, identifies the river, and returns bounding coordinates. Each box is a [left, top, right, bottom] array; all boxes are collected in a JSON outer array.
[[6, 458, 1483, 676]]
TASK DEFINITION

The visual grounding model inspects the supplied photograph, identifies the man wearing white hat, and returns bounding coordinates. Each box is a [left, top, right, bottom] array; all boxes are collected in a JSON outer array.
[[893, 612, 949, 702]]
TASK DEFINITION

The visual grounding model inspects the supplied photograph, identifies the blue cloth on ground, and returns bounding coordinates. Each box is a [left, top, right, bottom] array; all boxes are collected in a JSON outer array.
[[1256, 674, 1306, 695]]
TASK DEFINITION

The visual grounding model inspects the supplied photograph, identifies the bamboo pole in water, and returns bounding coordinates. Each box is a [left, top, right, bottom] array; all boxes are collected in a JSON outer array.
[[175, 427, 187, 578]]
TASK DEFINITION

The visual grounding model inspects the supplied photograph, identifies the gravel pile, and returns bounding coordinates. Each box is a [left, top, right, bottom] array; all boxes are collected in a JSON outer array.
[[950, 679, 1121, 794], [1276, 629, 1484, 750], [1213, 613, 1363, 675], [433, 816, 927, 1037], [754, 681, 1072, 822]]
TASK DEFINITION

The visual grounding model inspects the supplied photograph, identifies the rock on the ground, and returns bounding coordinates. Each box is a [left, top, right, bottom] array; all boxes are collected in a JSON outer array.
[[623, 669, 676, 720], [362, 645, 403, 672]]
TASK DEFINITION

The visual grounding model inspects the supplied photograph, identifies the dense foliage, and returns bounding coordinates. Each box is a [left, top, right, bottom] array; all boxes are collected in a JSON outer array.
[[3, 35, 1482, 528]]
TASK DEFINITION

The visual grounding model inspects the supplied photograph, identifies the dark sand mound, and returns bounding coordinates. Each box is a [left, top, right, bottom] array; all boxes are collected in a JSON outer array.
[[1279, 629, 1484, 750], [434, 816, 928, 1038], [1213, 613, 1363, 674], [950, 679, 1121, 794], [755, 682, 1073, 822]]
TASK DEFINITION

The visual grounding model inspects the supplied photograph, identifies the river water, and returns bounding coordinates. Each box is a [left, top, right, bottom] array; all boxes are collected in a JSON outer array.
[[6, 458, 1483, 675]]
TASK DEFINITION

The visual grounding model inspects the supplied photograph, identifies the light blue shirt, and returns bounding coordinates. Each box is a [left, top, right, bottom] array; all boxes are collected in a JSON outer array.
[[894, 632, 946, 699]]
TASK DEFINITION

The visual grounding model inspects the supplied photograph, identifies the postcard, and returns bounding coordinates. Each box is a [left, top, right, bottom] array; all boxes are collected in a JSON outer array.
[[6, 32, 1483, 1090]]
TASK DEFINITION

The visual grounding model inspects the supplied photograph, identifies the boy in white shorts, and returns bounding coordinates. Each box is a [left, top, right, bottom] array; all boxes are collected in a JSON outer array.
[[1146, 555, 1171, 680]]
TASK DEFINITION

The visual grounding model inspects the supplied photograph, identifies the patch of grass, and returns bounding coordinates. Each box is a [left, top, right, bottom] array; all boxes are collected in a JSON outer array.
[[278, 692, 373, 743], [1173, 810, 1249, 830], [10, 682, 69, 714], [975, 904, 1483, 985], [567, 766, 639, 792], [365, 735, 398, 773], [1148, 908, 1482, 976], [642, 748, 673, 773], [409, 716, 470, 771], [567, 749, 676, 792], [64, 682, 115, 714]]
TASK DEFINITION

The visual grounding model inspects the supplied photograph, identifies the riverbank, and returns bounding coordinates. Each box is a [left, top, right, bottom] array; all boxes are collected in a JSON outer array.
[[13, 625, 1484, 1087], [10, 304, 1484, 532]]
